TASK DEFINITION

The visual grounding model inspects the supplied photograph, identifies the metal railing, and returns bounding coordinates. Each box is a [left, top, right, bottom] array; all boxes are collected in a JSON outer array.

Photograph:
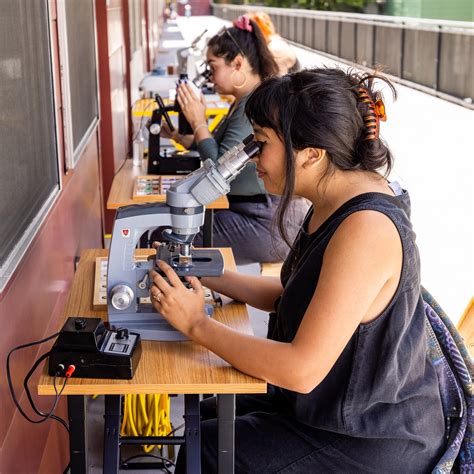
[[212, 3, 473, 108]]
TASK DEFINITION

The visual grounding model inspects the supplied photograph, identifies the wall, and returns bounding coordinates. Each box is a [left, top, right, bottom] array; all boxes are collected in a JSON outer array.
[[0, 0, 166, 469], [0, 135, 103, 473], [0, 2, 103, 471], [96, 0, 131, 234]]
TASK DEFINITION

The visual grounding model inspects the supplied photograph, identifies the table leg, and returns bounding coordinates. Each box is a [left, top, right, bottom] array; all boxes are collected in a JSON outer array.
[[103, 395, 121, 474], [68, 395, 88, 474], [217, 394, 235, 474], [203, 209, 214, 248], [184, 394, 201, 474]]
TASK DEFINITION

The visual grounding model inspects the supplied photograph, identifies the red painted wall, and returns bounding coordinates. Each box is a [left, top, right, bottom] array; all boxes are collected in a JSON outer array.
[[97, 0, 130, 234], [0, 135, 103, 473], [0, 2, 103, 471], [0, 1, 167, 470]]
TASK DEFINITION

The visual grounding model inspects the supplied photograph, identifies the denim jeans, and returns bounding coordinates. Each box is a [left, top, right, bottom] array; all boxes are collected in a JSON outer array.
[[174, 389, 441, 473]]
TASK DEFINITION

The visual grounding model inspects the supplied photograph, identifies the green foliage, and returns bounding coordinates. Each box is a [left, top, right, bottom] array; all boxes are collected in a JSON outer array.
[[258, 0, 369, 12]]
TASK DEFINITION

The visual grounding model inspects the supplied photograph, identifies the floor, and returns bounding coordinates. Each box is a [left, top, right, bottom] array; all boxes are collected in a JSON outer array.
[[87, 15, 473, 472]]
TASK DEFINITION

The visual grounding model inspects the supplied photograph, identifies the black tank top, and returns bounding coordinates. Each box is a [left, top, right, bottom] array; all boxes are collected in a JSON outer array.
[[269, 190, 445, 455]]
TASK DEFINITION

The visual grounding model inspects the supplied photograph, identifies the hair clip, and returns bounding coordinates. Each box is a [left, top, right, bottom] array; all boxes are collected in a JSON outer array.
[[234, 15, 253, 33], [374, 98, 387, 122], [357, 87, 386, 141]]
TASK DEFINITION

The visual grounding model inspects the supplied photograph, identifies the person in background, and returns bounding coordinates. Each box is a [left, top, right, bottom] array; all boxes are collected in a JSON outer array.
[[247, 11, 300, 75], [161, 15, 308, 264], [150, 68, 445, 472]]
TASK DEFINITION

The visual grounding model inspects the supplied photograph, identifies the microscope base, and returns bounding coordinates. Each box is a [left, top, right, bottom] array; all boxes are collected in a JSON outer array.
[[108, 305, 213, 341]]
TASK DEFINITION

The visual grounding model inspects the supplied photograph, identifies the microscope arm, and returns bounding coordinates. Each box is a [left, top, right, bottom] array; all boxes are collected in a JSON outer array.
[[109, 204, 174, 272]]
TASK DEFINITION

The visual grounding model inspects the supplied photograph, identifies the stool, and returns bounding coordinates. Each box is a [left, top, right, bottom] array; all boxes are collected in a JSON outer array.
[[260, 261, 283, 277]]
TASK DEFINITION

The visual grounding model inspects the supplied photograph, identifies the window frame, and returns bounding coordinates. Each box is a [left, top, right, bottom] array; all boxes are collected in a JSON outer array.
[[0, 0, 62, 293], [56, 0, 100, 170]]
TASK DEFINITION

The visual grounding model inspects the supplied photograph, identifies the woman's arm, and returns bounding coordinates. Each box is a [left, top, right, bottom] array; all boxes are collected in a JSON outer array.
[[201, 271, 283, 312], [175, 133, 195, 149], [160, 122, 195, 149], [150, 210, 402, 393], [195, 93, 252, 162]]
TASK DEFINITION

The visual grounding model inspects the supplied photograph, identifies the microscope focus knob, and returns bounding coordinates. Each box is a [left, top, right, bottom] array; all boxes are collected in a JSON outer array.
[[149, 123, 161, 135], [110, 285, 134, 310]]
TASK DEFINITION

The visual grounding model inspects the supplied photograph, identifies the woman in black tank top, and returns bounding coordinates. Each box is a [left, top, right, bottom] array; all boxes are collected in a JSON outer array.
[[150, 68, 446, 473]]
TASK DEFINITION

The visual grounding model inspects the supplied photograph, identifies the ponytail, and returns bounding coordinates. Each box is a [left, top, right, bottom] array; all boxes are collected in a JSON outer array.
[[207, 17, 278, 80]]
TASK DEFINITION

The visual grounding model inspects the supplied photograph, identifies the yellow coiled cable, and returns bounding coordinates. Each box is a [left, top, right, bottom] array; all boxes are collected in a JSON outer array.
[[121, 394, 173, 453]]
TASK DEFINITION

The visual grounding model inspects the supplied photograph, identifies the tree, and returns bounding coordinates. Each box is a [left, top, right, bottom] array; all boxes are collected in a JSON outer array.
[[259, 0, 370, 12]]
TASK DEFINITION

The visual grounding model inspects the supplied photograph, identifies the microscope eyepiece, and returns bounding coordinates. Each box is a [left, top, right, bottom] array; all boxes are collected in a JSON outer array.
[[242, 135, 261, 158]]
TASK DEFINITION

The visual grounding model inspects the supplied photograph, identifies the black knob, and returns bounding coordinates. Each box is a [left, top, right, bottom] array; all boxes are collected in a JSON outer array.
[[75, 318, 87, 330], [116, 328, 129, 340]]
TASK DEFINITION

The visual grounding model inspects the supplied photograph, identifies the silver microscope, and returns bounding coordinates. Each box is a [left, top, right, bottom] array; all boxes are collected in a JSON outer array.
[[107, 135, 261, 341]]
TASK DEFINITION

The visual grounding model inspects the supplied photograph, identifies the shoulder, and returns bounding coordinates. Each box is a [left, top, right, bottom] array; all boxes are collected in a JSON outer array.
[[223, 100, 252, 132], [336, 209, 400, 241], [325, 209, 402, 279]]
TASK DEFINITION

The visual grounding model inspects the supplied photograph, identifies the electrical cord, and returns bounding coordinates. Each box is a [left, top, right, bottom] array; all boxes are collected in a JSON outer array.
[[23, 351, 69, 432], [6, 332, 69, 426], [120, 393, 173, 453], [7, 333, 74, 473], [132, 99, 157, 142]]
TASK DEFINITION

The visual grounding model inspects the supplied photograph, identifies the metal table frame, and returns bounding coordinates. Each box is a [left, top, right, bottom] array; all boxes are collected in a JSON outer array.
[[67, 393, 235, 473]]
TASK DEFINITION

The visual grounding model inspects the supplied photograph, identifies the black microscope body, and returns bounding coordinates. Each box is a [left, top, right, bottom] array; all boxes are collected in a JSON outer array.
[[147, 90, 200, 175]]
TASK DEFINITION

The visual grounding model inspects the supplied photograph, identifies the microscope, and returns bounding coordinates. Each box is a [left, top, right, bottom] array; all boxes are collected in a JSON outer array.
[[147, 93, 200, 175], [176, 29, 208, 80], [107, 135, 261, 341]]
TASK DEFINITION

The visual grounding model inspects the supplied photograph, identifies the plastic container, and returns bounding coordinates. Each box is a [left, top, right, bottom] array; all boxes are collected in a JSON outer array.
[[132, 129, 144, 167]]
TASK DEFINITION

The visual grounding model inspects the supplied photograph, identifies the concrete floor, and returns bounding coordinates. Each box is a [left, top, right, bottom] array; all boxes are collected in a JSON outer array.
[[87, 15, 473, 472]]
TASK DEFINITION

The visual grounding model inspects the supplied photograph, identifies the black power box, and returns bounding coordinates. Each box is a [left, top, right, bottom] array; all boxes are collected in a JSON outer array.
[[48, 317, 142, 379]]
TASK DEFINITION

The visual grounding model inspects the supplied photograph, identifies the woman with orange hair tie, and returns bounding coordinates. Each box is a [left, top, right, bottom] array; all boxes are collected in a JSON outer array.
[[152, 68, 446, 473], [247, 11, 300, 75]]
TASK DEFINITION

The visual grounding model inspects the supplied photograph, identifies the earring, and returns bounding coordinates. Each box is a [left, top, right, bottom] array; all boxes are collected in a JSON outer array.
[[231, 70, 247, 89]]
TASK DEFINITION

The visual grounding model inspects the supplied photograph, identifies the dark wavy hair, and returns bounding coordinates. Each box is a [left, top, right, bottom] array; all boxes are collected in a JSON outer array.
[[245, 67, 397, 247], [207, 19, 278, 80]]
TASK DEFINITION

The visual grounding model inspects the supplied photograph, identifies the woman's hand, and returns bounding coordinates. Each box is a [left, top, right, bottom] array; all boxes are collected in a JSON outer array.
[[159, 122, 177, 140], [176, 83, 207, 130], [149, 260, 208, 338]]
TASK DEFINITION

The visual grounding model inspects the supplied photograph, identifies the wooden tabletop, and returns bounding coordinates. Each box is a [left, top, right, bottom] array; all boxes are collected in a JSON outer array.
[[38, 248, 266, 396], [107, 160, 229, 210]]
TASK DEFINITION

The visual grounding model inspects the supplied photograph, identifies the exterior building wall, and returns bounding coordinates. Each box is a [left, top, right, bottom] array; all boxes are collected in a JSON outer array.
[[97, 0, 131, 233], [178, 0, 212, 16], [0, 0, 166, 469], [0, 134, 102, 473]]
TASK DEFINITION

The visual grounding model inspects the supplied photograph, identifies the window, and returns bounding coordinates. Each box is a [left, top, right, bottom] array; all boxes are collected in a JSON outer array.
[[129, 0, 142, 54], [58, 0, 99, 167], [0, 0, 60, 291]]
